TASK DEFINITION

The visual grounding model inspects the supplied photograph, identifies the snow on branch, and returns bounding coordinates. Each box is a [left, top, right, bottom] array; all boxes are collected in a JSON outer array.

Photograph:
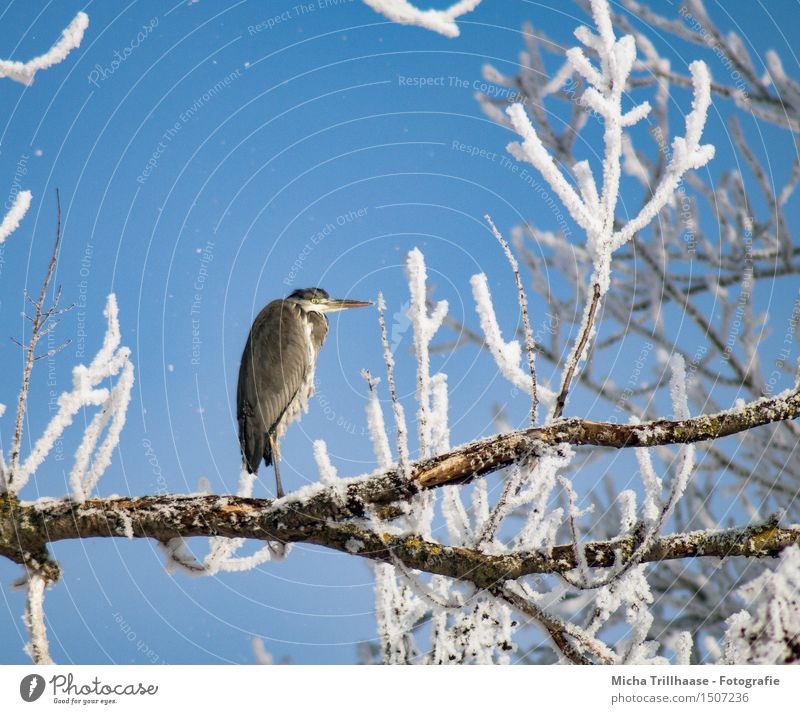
[[722, 544, 800, 664], [313, 439, 339, 486], [362, 370, 393, 468], [407, 248, 448, 457], [611, 62, 715, 250], [6, 294, 133, 499], [0, 12, 89, 86], [501, 0, 716, 427], [362, 0, 480, 38], [22, 574, 53, 664], [470, 273, 531, 392], [0, 190, 32, 243], [201, 465, 288, 575], [378, 292, 409, 472], [484, 215, 540, 423], [505, 0, 714, 295]]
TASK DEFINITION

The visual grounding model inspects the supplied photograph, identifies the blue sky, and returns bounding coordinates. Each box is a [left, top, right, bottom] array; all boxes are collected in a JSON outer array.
[[0, 0, 798, 664]]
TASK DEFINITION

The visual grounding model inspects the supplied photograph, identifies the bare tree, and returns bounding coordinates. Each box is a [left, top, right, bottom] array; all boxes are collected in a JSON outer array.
[[2, 0, 800, 665]]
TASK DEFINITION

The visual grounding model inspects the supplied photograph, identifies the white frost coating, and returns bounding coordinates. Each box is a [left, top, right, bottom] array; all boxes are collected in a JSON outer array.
[[441, 486, 470, 545], [618, 489, 637, 533], [202, 466, 289, 575], [11, 295, 132, 497], [407, 248, 448, 457], [371, 273, 434, 669], [667, 631, 693, 666], [252, 637, 274, 665], [71, 360, 135, 501], [504, 0, 714, 297], [633, 439, 663, 525], [573, 161, 600, 214], [659, 354, 695, 517], [429, 372, 450, 454], [585, 566, 666, 664], [618, 569, 666, 664], [506, 103, 597, 234], [161, 538, 206, 575], [345, 538, 365, 553], [471, 479, 490, 535], [611, 61, 715, 250], [362, 372, 393, 468], [378, 292, 409, 470], [0, 12, 89, 86], [560, 475, 594, 579], [313, 439, 338, 486], [373, 562, 427, 663], [23, 574, 52, 664], [516, 448, 573, 549], [621, 134, 649, 186], [722, 545, 800, 664], [669, 354, 690, 420], [0, 190, 32, 243], [119, 511, 134, 540], [470, 273, 530, 391], [541, 59, 576, 97], [432, 596, 516, 664], [362, 0, 480, 38]]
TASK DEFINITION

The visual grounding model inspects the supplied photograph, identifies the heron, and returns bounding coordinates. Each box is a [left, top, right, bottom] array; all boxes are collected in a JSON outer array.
[[237, 287, 371, 498]]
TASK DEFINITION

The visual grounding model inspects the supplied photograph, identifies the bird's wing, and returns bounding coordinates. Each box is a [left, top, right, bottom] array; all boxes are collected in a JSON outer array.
[[237, 299, 313, 446]]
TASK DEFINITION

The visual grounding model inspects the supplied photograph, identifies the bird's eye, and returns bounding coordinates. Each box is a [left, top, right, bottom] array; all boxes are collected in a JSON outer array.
[[311, 298, 319, 304]]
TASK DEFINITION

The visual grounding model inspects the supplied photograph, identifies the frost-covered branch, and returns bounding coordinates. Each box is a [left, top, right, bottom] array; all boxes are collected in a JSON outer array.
[[0, 12, 88, 86], [0, 190, 32, 244], [5, 293, 133, 500], [495, 582, 614, 664], [5, 197, 65, 490], [362, 0, 480, 38], [721, 545, 800, 664], [378, 292, 409, 472], [22, 573, 53, 665], [503, 0, 715, 422], [484, 215, 539, 423], [3, 495, 795, 601], [407, 248, 448, 457], [0, 495, 800, 616], [470, 273, 533, 393]]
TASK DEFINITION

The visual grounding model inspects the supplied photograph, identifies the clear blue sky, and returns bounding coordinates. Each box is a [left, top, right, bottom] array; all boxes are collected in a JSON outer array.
[[0, 0, 797, 664]]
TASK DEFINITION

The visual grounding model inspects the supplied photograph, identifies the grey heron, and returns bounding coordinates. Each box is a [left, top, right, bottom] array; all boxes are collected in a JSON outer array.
[[237, 287, 371, 498]]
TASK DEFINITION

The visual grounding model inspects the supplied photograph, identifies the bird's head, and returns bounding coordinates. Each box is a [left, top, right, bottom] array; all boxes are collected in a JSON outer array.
[[287, 287, 372, 313]]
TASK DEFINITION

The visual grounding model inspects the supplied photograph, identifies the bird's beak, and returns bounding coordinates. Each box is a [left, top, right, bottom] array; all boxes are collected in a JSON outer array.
[[324, 298, 373, 312]]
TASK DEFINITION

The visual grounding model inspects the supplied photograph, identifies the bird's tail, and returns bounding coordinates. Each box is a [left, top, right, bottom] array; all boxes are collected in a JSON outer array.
[[240, 428, 269, 474]]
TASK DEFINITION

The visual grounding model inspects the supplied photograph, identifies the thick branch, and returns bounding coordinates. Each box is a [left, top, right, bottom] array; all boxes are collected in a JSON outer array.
[[2, 387, 798, 551], [413, 387, 800, 489], [2, 495, 796, 589]]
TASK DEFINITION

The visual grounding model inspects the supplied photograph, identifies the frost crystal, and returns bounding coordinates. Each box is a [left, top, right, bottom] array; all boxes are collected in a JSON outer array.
[[0, 12, 89, 86]]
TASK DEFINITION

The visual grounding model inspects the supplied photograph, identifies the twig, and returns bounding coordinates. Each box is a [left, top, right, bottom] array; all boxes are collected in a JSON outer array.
[[485, 214, 538, 424], [378, 292, 408, 475], [551, 282, 601, 420], [7, 190, 62, 488], [475, 462, 526, 548], [492, 583, 614, 664]]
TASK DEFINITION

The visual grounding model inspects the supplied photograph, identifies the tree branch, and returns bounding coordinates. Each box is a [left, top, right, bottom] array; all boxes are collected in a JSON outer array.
[[7, 191, 62, 487], [2, 494, 796, 588]]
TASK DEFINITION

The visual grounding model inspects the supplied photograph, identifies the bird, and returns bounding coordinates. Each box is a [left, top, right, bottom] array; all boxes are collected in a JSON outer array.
[[237, 287, 371, 498]]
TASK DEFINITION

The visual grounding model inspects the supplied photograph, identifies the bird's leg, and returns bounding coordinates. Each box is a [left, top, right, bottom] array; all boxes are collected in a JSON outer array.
[[269, 433, 285, 499]]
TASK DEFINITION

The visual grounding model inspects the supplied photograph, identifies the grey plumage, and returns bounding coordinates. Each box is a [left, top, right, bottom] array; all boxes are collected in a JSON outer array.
[[237, 287, 371, 497]]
